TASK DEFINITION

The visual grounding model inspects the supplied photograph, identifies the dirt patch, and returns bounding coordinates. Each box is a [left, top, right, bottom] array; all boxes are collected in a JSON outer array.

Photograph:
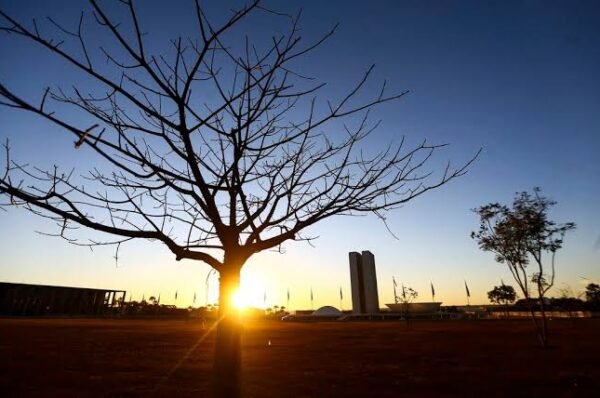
[[1, 318, 598, 397]]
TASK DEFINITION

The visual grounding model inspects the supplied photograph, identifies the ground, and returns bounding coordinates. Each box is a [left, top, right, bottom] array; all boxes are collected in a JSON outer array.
[[0, 318, 599, 397]]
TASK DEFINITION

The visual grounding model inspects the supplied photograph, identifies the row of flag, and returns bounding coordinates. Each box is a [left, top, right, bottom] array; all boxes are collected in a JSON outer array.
[[129, 287, 326, 308], [129, 280, 476, 307], [131, 290, 180, 304], [393, 277, 473, 302], [393, 277, 438, 301]]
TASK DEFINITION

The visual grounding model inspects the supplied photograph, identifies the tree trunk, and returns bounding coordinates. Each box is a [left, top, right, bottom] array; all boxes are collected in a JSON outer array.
[[538, 297, 549, 348], [213, 267, 242, 398], [525, 298, 546, 348]]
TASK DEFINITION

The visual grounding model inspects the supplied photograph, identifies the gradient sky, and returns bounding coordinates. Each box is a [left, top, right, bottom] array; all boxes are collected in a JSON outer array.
[[1, 0, 599, 308]]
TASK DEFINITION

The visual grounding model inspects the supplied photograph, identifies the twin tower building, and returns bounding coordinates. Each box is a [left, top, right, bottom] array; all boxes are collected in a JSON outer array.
[[349, 251, 380, 314]]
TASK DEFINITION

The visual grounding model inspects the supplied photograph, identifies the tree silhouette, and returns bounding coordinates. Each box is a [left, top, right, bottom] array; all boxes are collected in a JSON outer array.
[[395, 285, 418, 327], [0, 1, 476, 396], [555, 285, 584, 327], [585, 283, 600, 310], [487, 284, 517, 305], [487, 284, 517, 318], [472, 188, 575, 347]]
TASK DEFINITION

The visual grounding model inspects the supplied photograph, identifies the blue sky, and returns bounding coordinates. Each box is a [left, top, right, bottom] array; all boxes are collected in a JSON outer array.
[[1, 0, 599, 307]]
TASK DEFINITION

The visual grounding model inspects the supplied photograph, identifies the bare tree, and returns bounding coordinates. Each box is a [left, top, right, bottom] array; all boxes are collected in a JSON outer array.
[[395, 284, 418, 327], [555, 284, 585, 328], [472, 188, 575, 347], [0, 1, 477, 396]]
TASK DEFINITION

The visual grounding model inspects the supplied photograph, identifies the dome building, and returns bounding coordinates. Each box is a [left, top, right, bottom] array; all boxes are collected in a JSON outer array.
[[311, 306, 342, 317]]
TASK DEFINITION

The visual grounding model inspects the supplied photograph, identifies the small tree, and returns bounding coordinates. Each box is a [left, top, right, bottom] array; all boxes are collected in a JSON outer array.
[[585, 283, 600, 310], [0, 1, 476, 396], [554, 285, 585, 327], [395, 285, 418, 326], [487, 284, 517, 318], [472, 188, 575, 347]]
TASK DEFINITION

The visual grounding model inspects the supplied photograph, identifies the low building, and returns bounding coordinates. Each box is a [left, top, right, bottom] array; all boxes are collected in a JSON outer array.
[[312, 306, 342, 318], [0, 282, 126, 316], [385, 302, 443, 316]]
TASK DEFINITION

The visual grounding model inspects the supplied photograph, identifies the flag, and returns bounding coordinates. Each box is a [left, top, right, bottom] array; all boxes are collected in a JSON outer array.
[[175, 291, 178, 300], [193, 292, 196, 304], [339, 286, 343, 301], [431, 282, 435, 298], [310, 287, 314, 301], [465, 281, 471, 298], [287, 288, 290, 302]]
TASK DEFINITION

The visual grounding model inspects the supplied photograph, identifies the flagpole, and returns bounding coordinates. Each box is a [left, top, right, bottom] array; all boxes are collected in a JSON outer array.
[[205, 268, 216, 306], [263, 290, 267, 308], [465, 281, 471, 306]]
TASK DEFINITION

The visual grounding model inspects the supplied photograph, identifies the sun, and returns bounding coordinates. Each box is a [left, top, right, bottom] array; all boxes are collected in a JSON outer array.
[[230, 280, 268, 311], [231, 289, 248, 310]]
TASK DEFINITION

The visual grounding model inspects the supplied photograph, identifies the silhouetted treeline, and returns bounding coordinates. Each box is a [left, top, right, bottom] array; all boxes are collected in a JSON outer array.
[[495, 297, 600, 312], [120, 301, 289, 320], [121, 301, 203, 318]]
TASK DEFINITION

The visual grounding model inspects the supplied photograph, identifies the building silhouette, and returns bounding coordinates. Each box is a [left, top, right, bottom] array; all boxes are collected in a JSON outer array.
[[0, 282, 126, 316], [349, 251, 379, 314]]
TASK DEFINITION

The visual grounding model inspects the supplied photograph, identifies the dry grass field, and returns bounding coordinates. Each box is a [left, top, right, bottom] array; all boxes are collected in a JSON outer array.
[[1, 318, 599, 397]]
